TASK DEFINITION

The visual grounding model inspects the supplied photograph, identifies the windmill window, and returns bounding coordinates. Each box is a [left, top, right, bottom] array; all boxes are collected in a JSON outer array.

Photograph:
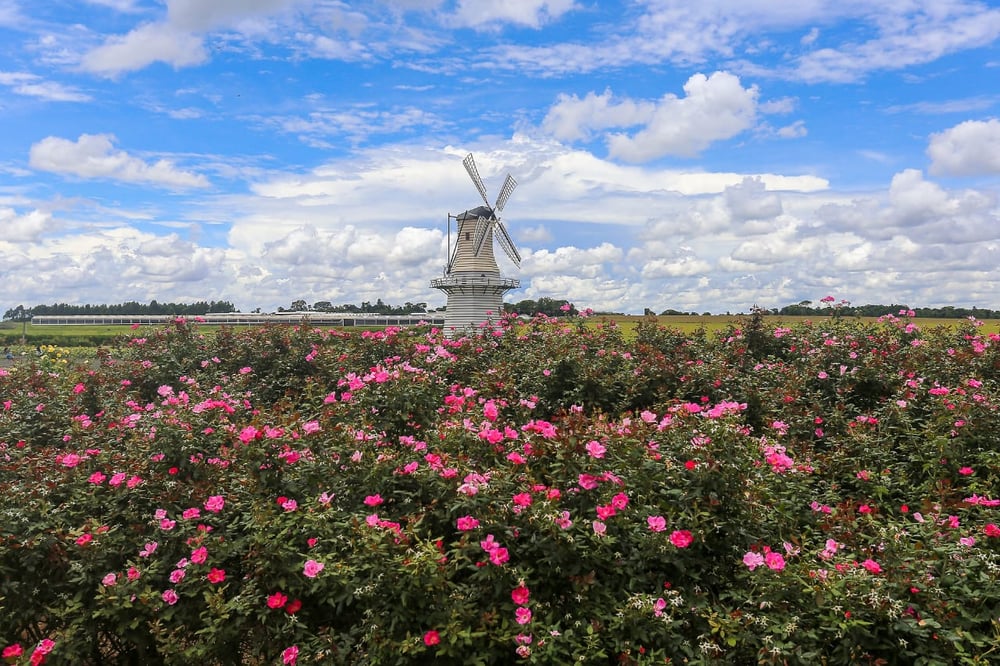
[[465, 232, 470, 240]]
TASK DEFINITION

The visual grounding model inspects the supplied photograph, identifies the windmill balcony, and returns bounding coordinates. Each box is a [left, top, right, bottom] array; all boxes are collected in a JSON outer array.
[[430, 274, 520, 290]]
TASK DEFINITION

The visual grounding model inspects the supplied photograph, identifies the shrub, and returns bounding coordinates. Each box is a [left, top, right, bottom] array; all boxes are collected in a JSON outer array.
[[1, 313, 999, 664]]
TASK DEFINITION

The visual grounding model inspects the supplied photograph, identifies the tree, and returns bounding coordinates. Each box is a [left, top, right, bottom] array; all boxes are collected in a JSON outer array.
[[7, 305, 32, 343]]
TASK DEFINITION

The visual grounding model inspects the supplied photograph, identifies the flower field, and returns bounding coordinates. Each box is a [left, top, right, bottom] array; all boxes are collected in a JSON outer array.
[[2, 311, 999, 665]]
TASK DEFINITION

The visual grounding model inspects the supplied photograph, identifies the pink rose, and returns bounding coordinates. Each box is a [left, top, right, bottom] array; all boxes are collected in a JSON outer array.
[[669, 530, 693, 548], [303, 559, 325, 578]]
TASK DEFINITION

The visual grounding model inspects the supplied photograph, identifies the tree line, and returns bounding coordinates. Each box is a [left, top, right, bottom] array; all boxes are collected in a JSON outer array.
[[3, 300, 237, 321], [277, 299, 434, 314], [773, 301, 1000, 319], [277, 297, 581, 318], [504, 297, 577, 317]]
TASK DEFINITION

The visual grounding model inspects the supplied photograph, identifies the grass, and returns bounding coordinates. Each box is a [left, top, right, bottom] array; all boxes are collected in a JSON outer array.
[[2, 315, 997, 349], [595, 314, 1000, 337]]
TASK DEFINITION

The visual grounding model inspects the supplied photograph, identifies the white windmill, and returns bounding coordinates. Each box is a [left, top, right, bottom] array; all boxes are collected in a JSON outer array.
[[430, 153, 521, 334]]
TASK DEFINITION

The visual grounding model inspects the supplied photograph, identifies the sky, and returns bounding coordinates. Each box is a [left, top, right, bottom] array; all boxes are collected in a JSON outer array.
[[2, 0, 1000, 316]]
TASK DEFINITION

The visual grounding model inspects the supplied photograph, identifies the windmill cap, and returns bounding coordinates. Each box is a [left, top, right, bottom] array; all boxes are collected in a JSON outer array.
[[458, 205, 494, 220]]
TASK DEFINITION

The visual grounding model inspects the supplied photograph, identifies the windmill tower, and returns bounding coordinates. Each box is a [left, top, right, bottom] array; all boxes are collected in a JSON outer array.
[[430, 153, 521, 335]]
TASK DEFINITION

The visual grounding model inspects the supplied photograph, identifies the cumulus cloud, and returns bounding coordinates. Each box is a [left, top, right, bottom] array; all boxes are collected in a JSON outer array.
[[521, 243, 623, 279], [542, 90, 656, 143], [0, 208, 53, 242], [724, 177, 783, 222], [542, 72, 759, 161], [29, 134, 210, 189], [0, 225, 243, 308], [639, 254, 712, 279], [927, 119, 1000, 176], [814, 169, 1000, 244]]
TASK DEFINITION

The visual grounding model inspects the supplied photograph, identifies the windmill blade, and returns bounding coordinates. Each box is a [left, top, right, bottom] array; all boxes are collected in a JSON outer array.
[[494, 173, 517, 213], [494, 220, 521, 266], [472, 215, 492, 256], [462, 153, 491, 208]]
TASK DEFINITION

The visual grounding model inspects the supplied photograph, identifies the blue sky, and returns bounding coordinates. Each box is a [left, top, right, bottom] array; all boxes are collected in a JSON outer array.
[[2, 0, 1000, 315]]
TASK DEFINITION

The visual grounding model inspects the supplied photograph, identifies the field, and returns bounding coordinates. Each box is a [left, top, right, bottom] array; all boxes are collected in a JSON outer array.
[[607, 314, 1000, 335], [2, 313, 1000, 664], [4, 314, 999, 348]]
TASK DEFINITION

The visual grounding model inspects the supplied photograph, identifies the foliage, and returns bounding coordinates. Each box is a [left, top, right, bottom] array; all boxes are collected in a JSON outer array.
[[3, 301, 237, 320], [504, 297, 577, 317], [2, 311, 1000, 665], [776, 300, 1000, 320]]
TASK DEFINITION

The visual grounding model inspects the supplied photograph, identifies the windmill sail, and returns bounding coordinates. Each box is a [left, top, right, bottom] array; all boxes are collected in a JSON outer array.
[[460, 154, 521, 266], [472, 215, 491, 256], [463, 153, 490, 208], [494, 221, 521, 266], [494, 173, 517, 213]]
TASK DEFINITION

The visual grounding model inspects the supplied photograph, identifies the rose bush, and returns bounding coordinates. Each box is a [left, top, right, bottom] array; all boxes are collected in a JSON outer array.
[[1, 311, 999, 664]]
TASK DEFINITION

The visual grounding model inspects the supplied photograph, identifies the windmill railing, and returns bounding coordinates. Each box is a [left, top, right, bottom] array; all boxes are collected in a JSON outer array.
[[430, 275, 520, 289]]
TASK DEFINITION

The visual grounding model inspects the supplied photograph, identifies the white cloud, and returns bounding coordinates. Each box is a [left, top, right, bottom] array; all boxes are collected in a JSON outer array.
[[887, 169, 952, 225], [609, 73, 758, 161], [448, 0, 577, 29], [814, 169, 1000, 244], [521, 243, 623, 279], [166, 0, 302, 32], [542, 72, 760, 161], [0, 0, 23, 27], [84, 0, 142, 11], [857, 149, 893, 164], [759, 97, 797, 114], [884, 96, 999, 115], [0, 72, 91, 102], [0, 225, 243, 306], [792, 4, 1000, 83], [79, 0, 302, 76], [260, 105, 445, 146], [0, 71, 33, 85], [80, 23, 208, 76], [518, 224, 553, 243], [776, 120, 807, 138], [542, 89, 656, 143], [29, 134, 210, 189], [473, 1, 1000, 85], [639, 255, 713, 278], [724, 176, 783, 222], [12, 81, 92, 102], [927, 119, 1000, 176], [0, 208, 53, 242]]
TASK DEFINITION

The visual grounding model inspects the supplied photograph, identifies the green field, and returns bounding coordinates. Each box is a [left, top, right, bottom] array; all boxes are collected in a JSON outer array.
[[2, 314, 997, 349], [594, 314, 1000, 336]]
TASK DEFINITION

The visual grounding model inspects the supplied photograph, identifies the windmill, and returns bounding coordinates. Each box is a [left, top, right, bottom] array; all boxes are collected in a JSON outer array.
[[430, 153, 521, 335]]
